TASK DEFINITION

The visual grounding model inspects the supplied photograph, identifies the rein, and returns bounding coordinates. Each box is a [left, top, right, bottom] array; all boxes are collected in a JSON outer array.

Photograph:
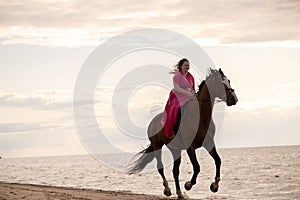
[[193, 94, 222, 103], [196, 98, 223, 103]]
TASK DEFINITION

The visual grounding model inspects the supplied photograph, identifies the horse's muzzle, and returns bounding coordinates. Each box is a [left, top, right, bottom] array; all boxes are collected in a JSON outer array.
[[227, 92, 238, 106]]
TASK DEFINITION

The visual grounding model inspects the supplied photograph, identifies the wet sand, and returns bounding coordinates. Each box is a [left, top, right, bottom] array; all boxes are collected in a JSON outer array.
[[0, 182, 172, 200]]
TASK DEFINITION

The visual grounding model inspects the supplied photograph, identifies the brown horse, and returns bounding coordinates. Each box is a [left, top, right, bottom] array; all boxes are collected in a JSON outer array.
[[129, 68, 238, 199]]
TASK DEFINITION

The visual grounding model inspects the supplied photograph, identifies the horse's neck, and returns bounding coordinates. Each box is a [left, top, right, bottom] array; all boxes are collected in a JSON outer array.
[[198, 84, 215, 113], [199, 84, 210, 100]]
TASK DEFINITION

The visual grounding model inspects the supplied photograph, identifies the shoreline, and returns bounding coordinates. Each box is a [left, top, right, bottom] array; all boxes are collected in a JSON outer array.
[[0, 182, 173, 200], [1, 144, 299, 159]]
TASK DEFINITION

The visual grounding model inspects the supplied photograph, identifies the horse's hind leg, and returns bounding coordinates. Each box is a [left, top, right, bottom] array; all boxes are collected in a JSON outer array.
[[169, 148, 184, 199], [208, 146, 221, 193], [153, 142, 171, 196]]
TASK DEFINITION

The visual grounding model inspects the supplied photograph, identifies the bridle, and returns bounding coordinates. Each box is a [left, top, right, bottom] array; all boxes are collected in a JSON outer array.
[[195, 73, 234, 103], [221, 76, 236, 100]]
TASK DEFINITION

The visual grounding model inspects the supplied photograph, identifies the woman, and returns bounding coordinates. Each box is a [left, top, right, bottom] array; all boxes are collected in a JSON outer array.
[[161, 58, 195, 138]]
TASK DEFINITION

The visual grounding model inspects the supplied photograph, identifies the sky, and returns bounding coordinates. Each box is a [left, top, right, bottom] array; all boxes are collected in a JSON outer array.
[[0, 0, 299, 158]]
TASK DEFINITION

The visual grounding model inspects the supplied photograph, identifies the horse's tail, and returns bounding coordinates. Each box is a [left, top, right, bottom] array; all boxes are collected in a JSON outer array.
[[128, 143, 155, 174]]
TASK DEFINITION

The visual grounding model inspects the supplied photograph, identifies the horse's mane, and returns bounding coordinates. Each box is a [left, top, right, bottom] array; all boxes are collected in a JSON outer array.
[[197, 80, 206, 94], [196, 68, 219, 94]]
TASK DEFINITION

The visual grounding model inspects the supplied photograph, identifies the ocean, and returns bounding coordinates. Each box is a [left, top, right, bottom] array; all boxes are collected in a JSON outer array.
[[0, 146, 299, 199]]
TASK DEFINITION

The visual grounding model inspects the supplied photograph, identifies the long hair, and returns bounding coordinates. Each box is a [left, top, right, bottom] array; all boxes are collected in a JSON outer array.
[[169, 58, 189, 74]]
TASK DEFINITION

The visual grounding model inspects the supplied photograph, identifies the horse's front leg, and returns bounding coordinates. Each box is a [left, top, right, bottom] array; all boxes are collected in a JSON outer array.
[[203, 122, 221, 192], [208, 146, 221, 193], [170, 148, 184, 199], [184, 147, 200, 191]]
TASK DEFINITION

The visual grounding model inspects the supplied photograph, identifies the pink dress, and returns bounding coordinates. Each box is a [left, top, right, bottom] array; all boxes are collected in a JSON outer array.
[[161, 71, 195, 137]]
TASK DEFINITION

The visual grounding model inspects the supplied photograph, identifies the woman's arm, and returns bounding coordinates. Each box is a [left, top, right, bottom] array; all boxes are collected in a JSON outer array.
[[174, 83, 194, 97]]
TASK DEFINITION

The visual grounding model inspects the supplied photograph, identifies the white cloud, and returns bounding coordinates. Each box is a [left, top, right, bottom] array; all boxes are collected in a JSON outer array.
[[219, 102, 300, 148], [272, 82, 300, 89], [0, 90, 75, 136], [229, 98, 300, 114], [0, 91, 72, 111], [0, 130, 87, 157], [0, 0, 299, 47], [0, 122, 61, 134]]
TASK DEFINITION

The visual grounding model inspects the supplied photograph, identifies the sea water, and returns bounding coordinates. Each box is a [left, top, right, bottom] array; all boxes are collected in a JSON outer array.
[[0, 146, 299, 199]]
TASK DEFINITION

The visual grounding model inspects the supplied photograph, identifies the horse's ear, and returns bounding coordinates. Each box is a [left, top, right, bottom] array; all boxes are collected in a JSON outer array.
[[219, 68, 224, 75]]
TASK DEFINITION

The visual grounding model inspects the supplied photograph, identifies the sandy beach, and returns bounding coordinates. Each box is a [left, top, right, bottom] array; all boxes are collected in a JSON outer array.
[[0, 182, 171, 200], [1, 146, 299, 200]]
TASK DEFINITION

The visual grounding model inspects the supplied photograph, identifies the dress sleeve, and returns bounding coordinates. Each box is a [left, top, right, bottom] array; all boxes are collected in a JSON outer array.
[[173, 72, 184, 86]]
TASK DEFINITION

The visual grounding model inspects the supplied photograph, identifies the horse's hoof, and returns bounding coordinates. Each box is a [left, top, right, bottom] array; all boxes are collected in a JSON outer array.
[[177, 190, 185, 199], [184, 181, 193, 191], [210, 182, 219, 193], [164, 188, 172, 196]]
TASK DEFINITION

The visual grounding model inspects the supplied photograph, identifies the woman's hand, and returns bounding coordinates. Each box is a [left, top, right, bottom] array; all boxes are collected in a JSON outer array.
[[185, 91, 195, 99], [186, 91, 194, 97]]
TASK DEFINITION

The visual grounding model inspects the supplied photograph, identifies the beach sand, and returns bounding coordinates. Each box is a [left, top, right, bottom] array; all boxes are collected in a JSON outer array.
[[0, 182, 172, 200]]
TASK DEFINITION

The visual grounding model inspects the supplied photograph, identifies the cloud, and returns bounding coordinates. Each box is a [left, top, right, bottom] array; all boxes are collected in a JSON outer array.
[[0, 129, 86, 157], [272, 82, 300, 89], [0, 92, 71, 111], [229, 79, 300, 114], [0, 122, 61, 134], [0, 0, 299, 47], [227, 96, 300, 117], [219, 101, 300, 148]]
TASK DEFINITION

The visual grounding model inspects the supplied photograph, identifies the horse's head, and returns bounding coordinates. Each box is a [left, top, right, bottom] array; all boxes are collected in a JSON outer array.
[[206, 68, 238, 106]]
